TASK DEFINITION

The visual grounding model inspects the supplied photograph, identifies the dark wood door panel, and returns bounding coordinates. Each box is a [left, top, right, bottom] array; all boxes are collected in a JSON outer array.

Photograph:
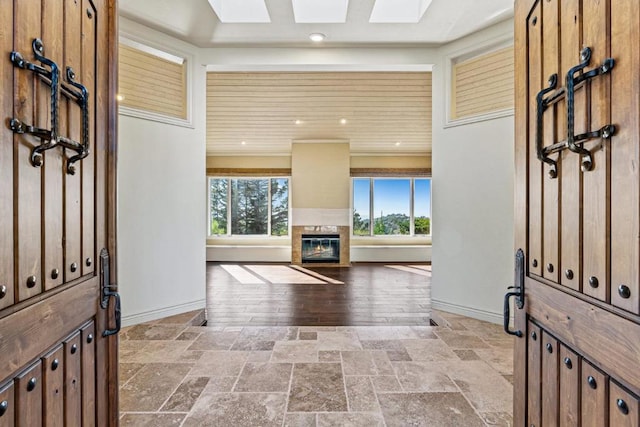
[[15, 362, 43, 427], [559, 345, 580, 426], [527, 279, 640, 396], [0, 279, 98, 385], [0, 382, 15, 427], [610, 381, 640, 427], [42, 346, 65, 427], [581, 362, 607, 427]]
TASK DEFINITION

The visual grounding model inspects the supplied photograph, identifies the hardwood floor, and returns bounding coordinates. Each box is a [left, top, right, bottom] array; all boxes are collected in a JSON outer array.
[[206, 263, 431, 326]]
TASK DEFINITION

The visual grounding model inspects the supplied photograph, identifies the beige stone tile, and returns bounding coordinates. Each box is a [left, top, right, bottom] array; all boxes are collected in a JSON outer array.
[[345, 376, 380, 412], [300, 326, 336, 332], [454, 349, 481, 361], [445, 360, 513, 412], [378, 392, 484, 427], [401, 339, 458, 362], [287, 363, 348, 412], [299, 331, 318, 340], [475, 347, 514, 375], [485, 337, 516, 349], [199, 376, 237, 393], [187, 331, 240, 351], [120, 413, 185, 426], [248, 350, 273, 362], [319, 350, 341, 362], [119, 363, 144, 386], [317, 331, 362, 351], [176, 331, 201, 341], [156, 310, 203, 325], [184, 393, 287, 427], [161, 376, 209, 412], [272, 341, 319, 363], [411, 326, 438, 339], [234, 362, 293, 392], [393, 362, 458, 392], [118, 340, 150, 362], [352, 326, 419, 341], [371, 375, 403, 393], [317, 413, 385, 427], [386, 349, 412, 361], [479, 411, 514, 426], [189, 351, 248, 377], [341, 351, 377, 375], [284, 413, 317, 427], [124, 340, 193, 363], [121, 324, 186, 341], [360, 340, 406, 350], [120, 363, 192, 412], [370, 350, 395, 375], [434, 330, 490, 349]]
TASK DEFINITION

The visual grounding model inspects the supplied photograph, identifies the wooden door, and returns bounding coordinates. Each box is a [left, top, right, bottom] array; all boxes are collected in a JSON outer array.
[[512, 0, 640, 425], [0, 0, 118, 425]]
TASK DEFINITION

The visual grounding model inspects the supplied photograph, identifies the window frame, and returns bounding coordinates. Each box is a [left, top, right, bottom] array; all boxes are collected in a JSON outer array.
[[118, 33, 194, 128], [208, 176, 291, 238], [444, 36, 514, 128], [351, 177, 432, 237]]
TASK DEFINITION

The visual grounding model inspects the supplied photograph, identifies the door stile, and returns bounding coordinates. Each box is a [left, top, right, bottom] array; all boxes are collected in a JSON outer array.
[[15, 0, 44, 303], [41, 0, 65, 293], [610, 0, 640, 315], [542, 0, 561, 285], [581, 0, 611, 303], [559, 0, 583, 292], [0, 0, 14, 311], [513, 0, 537, 425]]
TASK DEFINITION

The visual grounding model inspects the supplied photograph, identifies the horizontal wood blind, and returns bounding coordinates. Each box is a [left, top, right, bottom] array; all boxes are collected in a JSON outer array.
[[207, 72, 431, 155], [452, 46, 514, 120], [118, 44, 186, 119]]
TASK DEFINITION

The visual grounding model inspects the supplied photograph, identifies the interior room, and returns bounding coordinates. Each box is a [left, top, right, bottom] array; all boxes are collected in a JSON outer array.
[[111, 1, 516, 424]]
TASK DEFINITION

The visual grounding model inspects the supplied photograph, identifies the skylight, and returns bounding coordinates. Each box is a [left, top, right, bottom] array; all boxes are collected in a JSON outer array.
[[292, 0, 349, 23], [208, 0, 271, 23], [369, 0, 433, 23]]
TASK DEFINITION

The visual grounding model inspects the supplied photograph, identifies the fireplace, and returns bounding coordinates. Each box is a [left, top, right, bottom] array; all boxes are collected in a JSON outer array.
[[301, 234, 340, 263]]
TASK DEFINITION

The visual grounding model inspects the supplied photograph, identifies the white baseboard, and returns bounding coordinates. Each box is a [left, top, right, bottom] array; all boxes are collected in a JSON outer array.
[[432, 299, 502, 325], [206, 245, 292, 262], [351, 245, 431, 263], [122, 299, 206, 327]]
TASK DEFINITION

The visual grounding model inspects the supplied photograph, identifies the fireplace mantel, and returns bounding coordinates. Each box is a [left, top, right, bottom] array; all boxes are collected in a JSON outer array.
[[292, 226, 350, 267]]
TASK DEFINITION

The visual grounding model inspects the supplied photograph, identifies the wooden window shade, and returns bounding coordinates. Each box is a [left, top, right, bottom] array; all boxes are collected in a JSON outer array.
[[451, 46, 514, 120], [118, 43, 186, 119]]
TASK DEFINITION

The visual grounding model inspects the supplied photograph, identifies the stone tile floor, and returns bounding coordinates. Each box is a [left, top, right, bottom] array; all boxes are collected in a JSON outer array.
[[119, 310, 513, 426]]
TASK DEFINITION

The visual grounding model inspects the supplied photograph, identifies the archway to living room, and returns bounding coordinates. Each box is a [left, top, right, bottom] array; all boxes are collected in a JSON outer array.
[[203, 69, 434, 327]]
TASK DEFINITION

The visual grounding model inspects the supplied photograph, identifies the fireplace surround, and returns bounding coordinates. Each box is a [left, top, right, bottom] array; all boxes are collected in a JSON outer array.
[[292, 226, 350, 266]]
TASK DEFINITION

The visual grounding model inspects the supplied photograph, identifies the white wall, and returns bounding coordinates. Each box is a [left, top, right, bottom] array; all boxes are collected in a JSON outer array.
[[431, 20, 514, 324], [118, 18, 207, 326]]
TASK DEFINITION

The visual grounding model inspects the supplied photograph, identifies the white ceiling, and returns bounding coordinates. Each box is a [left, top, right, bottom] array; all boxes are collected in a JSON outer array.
[[118, 0, 514, 47]]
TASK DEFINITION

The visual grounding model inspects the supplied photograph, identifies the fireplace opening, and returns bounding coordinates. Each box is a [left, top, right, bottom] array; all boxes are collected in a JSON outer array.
[[301, 234, 340, 263]]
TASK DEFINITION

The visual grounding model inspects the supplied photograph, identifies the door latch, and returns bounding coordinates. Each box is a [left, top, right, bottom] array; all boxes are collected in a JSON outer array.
[[503, 248, 525, 337], [100, 248, 121, 337]]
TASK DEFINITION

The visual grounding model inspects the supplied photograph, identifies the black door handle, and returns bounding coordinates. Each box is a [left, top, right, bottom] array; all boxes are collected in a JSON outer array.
[[103, 291, 121, 337], [100, 248, 122, 337], [504, 290, 523, 337], [504, 249, 525, 337]]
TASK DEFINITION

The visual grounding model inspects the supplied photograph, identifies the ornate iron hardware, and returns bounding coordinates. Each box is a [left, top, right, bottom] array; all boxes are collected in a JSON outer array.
[[9, 38, 90, 174], [503, 248, 525, 338], [100, 248, 121, 337], [536, 47, 615, 178]]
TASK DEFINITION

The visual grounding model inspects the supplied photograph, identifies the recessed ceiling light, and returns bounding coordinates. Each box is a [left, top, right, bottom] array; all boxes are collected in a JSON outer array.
[[241, 141, 246, 145], [309, 33, 326, 42], [340, 118, 347, 124], [116, 94, 125, 102], [295, 119, 302, 125], [395, 141, 401, 146]]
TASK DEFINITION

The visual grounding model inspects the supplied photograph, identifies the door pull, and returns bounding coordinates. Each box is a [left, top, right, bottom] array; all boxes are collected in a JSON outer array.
[[9, 38, 90, 174], [100, 248, 121, 337], [535, 46, 615, 177], [503, 249, 525, 337]]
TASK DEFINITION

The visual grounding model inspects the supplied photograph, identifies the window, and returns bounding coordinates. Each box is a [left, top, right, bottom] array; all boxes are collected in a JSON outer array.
[[118, 38, 192, 127], [450, 45, 514, 121], [352, 178, 431, 236], [209, 177, 289, 236]]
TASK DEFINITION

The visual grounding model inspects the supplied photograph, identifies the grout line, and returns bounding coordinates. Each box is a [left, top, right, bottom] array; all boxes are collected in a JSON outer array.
[[282, 358, 296, 427], [340, 350, 352, 413]]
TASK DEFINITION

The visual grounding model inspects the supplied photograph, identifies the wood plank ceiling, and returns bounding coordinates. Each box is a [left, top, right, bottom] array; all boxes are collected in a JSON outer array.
[[206, 72, 432, 156]]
